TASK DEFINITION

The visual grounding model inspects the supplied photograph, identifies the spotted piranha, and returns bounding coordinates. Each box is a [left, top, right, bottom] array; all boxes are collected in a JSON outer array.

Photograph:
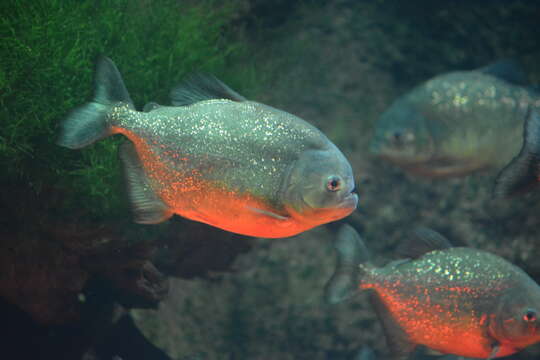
[[325, 225, 540, 359], [57, 57, 357, 238], [370, 61, 540, 177]]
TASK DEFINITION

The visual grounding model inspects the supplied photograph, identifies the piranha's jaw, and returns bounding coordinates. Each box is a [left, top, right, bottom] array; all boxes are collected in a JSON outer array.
[[500, 332, 540, 353], [287, 190, 358, 226], [338, 191, 359, 211]]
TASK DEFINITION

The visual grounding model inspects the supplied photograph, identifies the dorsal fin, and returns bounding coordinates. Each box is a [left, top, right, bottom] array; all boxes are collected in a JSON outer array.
[[369, 292, 416, 359], [397, 227, 453, 259], [94, 56, 134, 106], [478, 60, 528, 86], [169, 73, 247, 106], [142, 102, 161, 112]]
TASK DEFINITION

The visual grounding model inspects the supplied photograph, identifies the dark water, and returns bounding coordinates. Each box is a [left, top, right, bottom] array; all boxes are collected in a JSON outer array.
[[1, 0, 540, 359]]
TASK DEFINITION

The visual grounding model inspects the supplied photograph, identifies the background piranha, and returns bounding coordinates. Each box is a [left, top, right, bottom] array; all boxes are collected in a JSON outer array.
[[370, 61, 540, 178], [325, 225, 540, 359], [57, 57, 357, 238]]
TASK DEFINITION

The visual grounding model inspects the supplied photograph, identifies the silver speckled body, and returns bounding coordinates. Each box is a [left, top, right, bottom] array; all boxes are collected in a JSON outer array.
[[372, 70, 540, 176], [415, 72, 538, 165], [57, 57, 357, 238], [112, 99, 326, 202], [362, 247, 540, 358], [109, 99, 353, 237]]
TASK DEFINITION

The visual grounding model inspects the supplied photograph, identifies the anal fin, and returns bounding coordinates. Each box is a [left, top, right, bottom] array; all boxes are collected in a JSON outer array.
[[246, 206, 289, 220], [119, 142, 173, 224], [369, 292, 415, 360]]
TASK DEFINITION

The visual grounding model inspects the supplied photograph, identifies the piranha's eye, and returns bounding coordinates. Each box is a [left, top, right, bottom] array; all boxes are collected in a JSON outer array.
[[326, 176, 342, 192], [523, 309, 537, 322]]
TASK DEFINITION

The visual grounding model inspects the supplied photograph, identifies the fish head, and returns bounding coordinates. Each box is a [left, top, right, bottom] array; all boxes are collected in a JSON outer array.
[[490, 289, 540, 350], [370, 101, 435, 166], [280, 147, 358, 224]]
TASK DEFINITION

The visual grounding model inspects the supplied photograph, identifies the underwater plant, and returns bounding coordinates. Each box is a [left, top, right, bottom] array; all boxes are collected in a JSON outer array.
[[0, 0, 254, 218]]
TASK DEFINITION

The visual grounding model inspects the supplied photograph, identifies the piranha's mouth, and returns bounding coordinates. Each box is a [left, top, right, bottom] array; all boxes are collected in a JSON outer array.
[[339, 189, 358, 209], [292, 188, 358, 223], [319, 190, 357, 222]]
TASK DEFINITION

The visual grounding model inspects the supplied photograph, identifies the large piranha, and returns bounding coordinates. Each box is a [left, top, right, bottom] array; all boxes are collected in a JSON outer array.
[[58, 57, 357, 238]]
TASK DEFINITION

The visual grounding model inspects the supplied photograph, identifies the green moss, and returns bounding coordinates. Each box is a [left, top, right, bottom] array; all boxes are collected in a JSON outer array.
[[0, 0, 256, 219]]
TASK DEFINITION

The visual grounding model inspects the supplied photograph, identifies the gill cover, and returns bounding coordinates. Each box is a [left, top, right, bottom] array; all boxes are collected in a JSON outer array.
[[281, 148, 355, 214]]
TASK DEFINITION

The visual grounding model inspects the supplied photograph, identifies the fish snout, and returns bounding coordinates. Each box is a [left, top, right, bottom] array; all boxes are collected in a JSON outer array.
[[341, 192, 359, 209], [338, 182, 358, 209]]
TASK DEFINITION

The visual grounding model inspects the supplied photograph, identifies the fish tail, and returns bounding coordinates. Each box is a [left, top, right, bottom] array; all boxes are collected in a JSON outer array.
[[57, 56, 134, 149], [324, 224, 370, 305], [494, 107, 540, 197]]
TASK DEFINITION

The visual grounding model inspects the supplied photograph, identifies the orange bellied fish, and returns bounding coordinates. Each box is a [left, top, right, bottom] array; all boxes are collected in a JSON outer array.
[[325, 225, 540, 359], [494, 107, 540, 197], [57, 57, 357, 238]]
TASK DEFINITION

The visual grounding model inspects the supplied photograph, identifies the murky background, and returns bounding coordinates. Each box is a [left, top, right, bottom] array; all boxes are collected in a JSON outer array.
[[1, 0, 540, 359]]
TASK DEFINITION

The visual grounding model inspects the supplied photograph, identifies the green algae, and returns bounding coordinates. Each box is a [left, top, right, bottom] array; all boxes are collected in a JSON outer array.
[[0, 0, 255, 218]]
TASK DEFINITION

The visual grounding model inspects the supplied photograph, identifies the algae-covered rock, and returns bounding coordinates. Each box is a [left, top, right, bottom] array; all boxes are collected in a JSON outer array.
[[0, 0, 254, 219]]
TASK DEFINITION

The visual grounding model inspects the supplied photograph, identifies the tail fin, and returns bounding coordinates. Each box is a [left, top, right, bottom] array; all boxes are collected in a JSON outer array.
[[57, 56, 134, 149], [324, 224, 370, 305], [494, 107, 540, 197]]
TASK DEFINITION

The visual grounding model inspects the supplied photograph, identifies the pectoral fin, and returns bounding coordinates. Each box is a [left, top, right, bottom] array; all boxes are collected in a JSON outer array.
[[119, 142, 173, 224], [247, 206, 289, 220], [369, 292, 416, 360], [487, 343, 501, 360]]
